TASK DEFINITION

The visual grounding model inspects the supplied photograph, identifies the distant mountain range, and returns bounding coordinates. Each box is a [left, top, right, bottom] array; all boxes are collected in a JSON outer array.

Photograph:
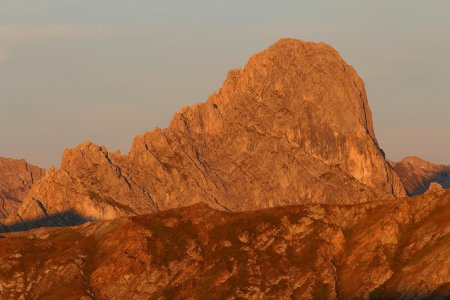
[[390, 156, 450, 195]]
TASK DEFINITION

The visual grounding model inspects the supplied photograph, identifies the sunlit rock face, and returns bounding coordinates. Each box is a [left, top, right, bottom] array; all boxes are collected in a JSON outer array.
[[0, 157, 44, 219], [1, 38, 405, 232]]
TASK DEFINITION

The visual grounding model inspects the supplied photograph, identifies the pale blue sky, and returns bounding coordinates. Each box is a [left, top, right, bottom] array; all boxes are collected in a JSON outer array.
[[1, 1, 449, 167]]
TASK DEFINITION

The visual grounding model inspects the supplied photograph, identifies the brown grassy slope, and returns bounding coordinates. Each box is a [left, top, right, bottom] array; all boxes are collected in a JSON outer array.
[[1, 190, 449, 299]]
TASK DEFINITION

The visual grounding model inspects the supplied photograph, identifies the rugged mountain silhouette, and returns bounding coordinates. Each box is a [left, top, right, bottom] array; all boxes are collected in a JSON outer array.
[[0, 39, 406, 232], [390, 156, 450, 195], [0, 157, 45, 219], [1, 189, 449, 299], [1, 38, 449, 299]]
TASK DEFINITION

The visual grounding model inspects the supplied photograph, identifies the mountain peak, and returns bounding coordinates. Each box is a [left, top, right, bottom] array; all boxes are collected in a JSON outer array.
[[2, 38, 405, 232]]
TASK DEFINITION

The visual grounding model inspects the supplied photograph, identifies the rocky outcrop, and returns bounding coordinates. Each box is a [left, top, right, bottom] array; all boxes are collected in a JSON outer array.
[[426, 182, 444, 193], [1, 190, 449, 299], [1, 143, 160, 231], [0, 38, 405, 232], [390, 156, 450, 195], [0, 157, 45, 219]]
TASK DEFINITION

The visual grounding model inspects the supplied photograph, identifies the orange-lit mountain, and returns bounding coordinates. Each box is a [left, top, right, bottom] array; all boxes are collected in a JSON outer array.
[[2, 38, 449, 299], [0, 157, 44, 219], [390, 156, 450, 195], [0, 39, 405, 232], [1, 189, 449, 299]]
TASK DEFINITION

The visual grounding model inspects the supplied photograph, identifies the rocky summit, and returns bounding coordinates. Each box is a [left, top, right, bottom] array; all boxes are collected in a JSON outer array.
[[0, 39, 405, 232], [0, 157, 45, 219], [1, 189, 449, 299], [390, 156, 450, 195]]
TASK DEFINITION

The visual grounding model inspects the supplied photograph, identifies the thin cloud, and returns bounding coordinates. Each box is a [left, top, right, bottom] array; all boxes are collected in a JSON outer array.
[[0, 25, 102, 39], [0, 25, 110, 62]]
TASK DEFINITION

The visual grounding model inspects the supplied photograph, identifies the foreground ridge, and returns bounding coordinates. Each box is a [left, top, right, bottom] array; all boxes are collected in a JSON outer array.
[[1, 190, 449, 299], [1, 38, 405, 232]]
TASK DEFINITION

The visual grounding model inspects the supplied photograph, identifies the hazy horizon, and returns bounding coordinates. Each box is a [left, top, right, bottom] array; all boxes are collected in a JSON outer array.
[[1, 1, 449, 168]]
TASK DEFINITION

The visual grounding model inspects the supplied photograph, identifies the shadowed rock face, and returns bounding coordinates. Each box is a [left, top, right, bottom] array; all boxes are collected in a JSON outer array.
[[390, 156, 450, 195], [0, 158, 45, 219], [1, 190, 449, 299], [0, 38, 405, 231]]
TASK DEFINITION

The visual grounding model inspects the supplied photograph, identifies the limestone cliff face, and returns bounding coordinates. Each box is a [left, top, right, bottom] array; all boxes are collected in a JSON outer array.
[[1, 39, 405, 231], [0, 157, 45, 219], [1, 190, 449, 299], [159, 38, 402, 195], [390, 156, 450, 195]]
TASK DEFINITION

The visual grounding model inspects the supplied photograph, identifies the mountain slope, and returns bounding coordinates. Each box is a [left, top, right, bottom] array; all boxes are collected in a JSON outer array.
[[0, 39, 405, 232], [390, 156, 450, 195], [1, 190, 449, 299], [0, 157, 45, 219]]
